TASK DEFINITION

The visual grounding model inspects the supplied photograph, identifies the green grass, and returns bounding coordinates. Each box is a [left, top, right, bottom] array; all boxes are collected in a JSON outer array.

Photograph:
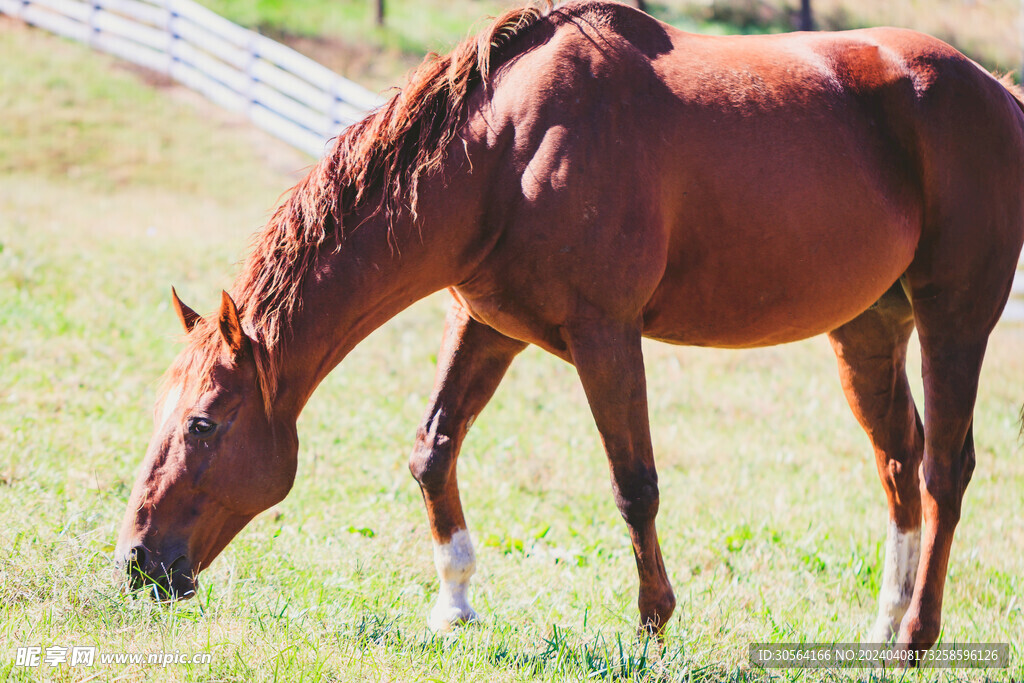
[[1, 14, 1023, 683], [195, 0, 528, 92], [0, 24, 299, 196], [199, 0, 518, 49]]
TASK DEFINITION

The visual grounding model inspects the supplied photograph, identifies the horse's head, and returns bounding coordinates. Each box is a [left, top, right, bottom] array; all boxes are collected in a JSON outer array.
[[115, 289, 297, 599]]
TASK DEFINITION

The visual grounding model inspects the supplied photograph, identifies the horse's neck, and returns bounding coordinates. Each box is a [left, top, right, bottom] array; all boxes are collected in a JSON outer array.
[[270, 197, 476, 419]]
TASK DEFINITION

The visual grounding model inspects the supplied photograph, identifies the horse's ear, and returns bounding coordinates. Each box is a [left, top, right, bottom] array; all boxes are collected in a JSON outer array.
[[171, 287, 201, 333], [217, 290, 247, 357]]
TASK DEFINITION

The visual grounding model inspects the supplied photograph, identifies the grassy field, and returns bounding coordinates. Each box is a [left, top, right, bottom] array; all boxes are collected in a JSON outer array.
[[2, 11, 1024, 683], [192, 0, 1023, 92]]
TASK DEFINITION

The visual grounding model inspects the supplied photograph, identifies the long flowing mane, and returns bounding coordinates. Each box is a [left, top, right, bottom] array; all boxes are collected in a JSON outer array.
[[165, 2, 552, 414]]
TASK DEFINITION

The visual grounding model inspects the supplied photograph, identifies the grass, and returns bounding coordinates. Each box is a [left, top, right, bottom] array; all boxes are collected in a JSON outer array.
[[195, 0, 528, 92], [190, 0, 1024, 92], [0, 23, 299, 196], [1, 12, 1023, 683]]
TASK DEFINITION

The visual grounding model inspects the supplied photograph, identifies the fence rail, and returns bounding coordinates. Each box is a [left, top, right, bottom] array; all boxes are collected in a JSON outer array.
[[0, 0, 382, 157], [2, 0, 1023, 321]]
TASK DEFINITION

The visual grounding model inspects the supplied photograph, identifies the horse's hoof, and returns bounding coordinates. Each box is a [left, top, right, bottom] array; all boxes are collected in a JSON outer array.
[[428, 603, 478, 633], [866, 617, 897, 645], [635, 625, 668, 646]]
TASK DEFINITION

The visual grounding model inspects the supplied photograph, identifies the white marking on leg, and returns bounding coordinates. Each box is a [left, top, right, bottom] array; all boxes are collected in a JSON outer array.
[[868, 521, 920, 643], [428, 528, 478, 632], [158, 384, 182, 431]]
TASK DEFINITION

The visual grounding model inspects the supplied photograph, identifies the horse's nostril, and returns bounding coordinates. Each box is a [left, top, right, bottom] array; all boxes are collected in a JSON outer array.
[[169, 555, 190, 574], [128, 545, 147, 569], [126, 545, 149, 587]]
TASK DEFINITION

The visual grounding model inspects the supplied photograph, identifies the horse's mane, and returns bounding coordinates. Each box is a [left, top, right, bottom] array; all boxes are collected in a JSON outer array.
[[163, 2, 552, 415], [996, 73, 1024, 102]]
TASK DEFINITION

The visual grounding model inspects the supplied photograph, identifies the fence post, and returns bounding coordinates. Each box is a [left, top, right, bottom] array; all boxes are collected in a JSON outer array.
[[800, 0, 813, 31], [165, 0, 179, 69], [330, 85, 344, 141], [246, 33, 260, 122], [88, 0, 101, 48]]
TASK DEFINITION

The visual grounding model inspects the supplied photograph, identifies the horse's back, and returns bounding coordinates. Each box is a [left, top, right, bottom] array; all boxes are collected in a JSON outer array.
[[459, 1, 1024, 351]]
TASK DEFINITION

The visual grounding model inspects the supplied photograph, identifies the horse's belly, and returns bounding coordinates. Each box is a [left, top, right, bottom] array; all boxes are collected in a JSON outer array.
[[641, 222, 918, 348], [643, 291, 882, 348]]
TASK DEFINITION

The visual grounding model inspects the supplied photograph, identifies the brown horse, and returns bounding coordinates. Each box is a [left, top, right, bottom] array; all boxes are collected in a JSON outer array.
[[116, 0, 1024, 656]]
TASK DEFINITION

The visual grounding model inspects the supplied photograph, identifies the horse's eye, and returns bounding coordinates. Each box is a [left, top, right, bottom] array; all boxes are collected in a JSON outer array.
[[187, 417, 217, 438]]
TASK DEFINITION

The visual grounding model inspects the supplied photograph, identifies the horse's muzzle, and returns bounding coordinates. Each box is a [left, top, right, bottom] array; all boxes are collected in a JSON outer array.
[[119, 545, 197, 600]]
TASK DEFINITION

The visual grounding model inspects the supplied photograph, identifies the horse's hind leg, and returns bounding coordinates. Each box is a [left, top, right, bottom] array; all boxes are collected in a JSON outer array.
[[894, 292, 997, 652], [827, 282, 923, 644], [894, 235, 1023, 656], [890, 81, 1024, 654], [409, 299, 527, 632]]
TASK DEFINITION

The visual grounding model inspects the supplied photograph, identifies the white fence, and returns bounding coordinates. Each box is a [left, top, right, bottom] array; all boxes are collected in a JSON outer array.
[[0, 0, 383, 157], [2, 0, 1023, 321]]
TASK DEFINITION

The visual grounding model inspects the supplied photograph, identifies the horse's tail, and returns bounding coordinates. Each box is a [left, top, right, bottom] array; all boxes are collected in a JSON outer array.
[[991, 76, 1024, 439], [997, 73, 1024, 102]]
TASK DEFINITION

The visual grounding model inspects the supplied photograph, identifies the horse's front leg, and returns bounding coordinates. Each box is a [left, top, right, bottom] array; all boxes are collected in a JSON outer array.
[[409, 299, 527, 632], [565, 317, 675, 635]]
